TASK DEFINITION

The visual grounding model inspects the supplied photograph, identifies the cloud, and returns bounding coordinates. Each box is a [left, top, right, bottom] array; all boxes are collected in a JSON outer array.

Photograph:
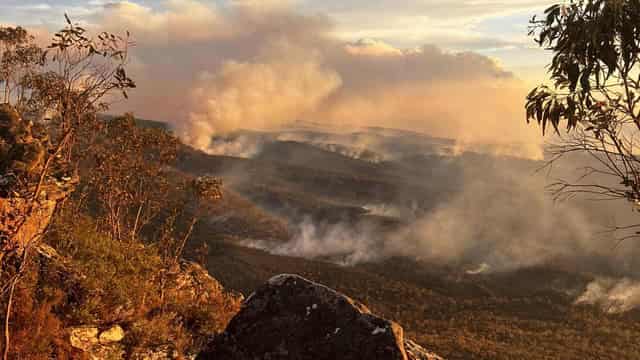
[[231, 0, 294, 12], [305, 0, 558, 50], [303, 0, 554, 20], [0, 0, 104, 28], [98, 0, 227, 43], [344, 39, 405, 56]]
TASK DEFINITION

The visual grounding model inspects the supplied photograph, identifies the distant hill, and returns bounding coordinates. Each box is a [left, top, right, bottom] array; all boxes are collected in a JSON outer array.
[[99, 113, 171, 130]]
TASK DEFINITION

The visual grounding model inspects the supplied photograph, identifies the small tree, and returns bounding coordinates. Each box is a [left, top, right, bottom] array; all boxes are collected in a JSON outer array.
[[26, 15, 135, 158], [0, 15, 136, 263], [0, 27, 44, 106], [81, 114, 179, 242], [526, 0, 640, 238]]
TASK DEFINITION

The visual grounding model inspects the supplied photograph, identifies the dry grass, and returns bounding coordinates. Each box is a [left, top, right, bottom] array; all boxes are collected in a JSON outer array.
[[2, 205, 241, 359]]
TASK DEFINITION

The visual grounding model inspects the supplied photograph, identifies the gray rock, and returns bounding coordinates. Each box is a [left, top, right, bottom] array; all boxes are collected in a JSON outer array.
[[198, 274, 442, 360]]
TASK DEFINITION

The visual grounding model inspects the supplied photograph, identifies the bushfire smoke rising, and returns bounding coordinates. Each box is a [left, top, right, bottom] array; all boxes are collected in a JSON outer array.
[[241, 143, 640, 277], [244, 218, 381, 266], [80, 0, 543, 159], [575, 278, 640, 314], [385, 160, 617, 270]]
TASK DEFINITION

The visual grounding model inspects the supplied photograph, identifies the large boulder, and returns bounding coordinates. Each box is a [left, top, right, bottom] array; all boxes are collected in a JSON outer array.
[[197, 274, 442, 360]]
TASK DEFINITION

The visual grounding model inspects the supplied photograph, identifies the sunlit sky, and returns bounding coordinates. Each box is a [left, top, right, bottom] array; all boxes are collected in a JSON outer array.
[[0, 0, 556, 84]]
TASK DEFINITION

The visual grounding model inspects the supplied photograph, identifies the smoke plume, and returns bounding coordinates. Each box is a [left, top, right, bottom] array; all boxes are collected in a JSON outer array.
[[244, 218, 381, 266], [73, 0, 543, 159], [236, 140, 640, 278], [575, 278, 640, 314]]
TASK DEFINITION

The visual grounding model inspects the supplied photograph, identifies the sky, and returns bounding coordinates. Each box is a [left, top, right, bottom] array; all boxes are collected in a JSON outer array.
[[302, 0, 556, 80], [0, 0, 558, 158], [0, 0, 555, 83]]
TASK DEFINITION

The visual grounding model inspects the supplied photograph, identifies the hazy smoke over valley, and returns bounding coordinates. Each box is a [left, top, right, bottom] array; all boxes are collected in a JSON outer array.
[[74, 0, 543, 160], [575, 278, 640, 314], [239, 137, 640, 275], [244, 218, 380, 266], [385, 162, 634, 272], [237, 146, 640, 310]]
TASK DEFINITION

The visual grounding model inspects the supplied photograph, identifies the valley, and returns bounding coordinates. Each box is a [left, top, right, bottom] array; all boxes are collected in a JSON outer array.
[[176, 127, 640, 359]]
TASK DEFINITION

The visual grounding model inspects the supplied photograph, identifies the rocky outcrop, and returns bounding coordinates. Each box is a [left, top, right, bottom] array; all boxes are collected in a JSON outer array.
[[69, 325, 187, 360], [69, 322, 189, 360], [69, 326, 100, 351], [167, 260, 235, 303], [0, 192, 68, 255], [0, 103, 76, 260], [197, 274, 442, 360], [66, 260, 241, 359]]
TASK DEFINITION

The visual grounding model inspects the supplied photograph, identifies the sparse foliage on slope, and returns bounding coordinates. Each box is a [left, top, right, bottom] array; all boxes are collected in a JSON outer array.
[[0, 18, 136, 359], [0, 18, 238, 359], [79, 114, 179, 242]]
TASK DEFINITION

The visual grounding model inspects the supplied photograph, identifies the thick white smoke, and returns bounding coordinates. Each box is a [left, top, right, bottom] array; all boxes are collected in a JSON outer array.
[[243, 218, 381, 266], [575, 278, 640, 314], [181, 43, 342, 150]]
